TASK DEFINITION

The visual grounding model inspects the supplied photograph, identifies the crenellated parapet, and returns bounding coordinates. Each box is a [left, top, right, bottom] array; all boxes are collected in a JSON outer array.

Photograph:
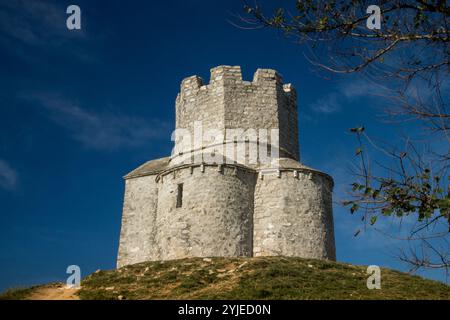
[[175, 66, 299, 162]]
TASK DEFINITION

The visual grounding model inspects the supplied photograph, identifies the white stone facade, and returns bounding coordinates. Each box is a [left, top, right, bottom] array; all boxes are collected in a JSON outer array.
[[117, 66, 336, 268]]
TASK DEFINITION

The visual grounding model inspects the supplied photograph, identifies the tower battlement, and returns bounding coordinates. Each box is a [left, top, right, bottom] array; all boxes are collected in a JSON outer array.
[[178, 66, 295, 102], [176, 66, 299, 161]]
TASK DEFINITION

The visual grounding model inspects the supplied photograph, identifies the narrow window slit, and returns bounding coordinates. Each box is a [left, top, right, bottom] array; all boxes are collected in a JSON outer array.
[[176, 183, 183, 208]]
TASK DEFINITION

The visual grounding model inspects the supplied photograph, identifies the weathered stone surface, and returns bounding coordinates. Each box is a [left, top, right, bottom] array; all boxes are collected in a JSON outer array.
[[156, 165, 256, 260], [254, 169, 335, 260], [117, 174, 159, 267], [174, 66, 298, 161], [116, 66, 336, 268]]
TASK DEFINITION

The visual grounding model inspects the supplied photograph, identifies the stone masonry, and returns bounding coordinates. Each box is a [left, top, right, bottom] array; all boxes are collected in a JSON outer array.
[[117, 66, 336, 268]]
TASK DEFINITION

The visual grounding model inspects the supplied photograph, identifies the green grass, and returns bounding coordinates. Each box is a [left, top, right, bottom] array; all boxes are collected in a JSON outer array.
[[77, 257, 449, 300], [1, 257, 449, 300]]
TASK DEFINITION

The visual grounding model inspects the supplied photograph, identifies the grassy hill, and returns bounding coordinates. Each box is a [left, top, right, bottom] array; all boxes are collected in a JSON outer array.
[[1, 257, 448, 300]]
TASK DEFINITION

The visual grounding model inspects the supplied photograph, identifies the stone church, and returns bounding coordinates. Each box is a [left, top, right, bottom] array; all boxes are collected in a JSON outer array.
[[117, 66, 335, 268]]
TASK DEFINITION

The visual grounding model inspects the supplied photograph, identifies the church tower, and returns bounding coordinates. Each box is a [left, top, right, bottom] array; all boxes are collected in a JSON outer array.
[[117, 66, 335, 268]]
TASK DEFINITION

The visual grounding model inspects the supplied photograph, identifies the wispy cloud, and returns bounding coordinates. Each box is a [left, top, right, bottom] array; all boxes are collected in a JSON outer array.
[[0, 0, 92, 62], [308, 77, 390, 115], [26, 93, 170, 151], [341, 80, 374, 99], [0, 159, 18, 191], [309, 92, 341, 114], [0, 1, 68, 44], [341, 78, 391, 100]]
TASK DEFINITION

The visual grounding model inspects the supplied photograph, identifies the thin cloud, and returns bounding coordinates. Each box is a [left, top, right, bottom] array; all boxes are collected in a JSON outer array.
[[341, 80, 374, 99], [0, 159, 18, 191], [309, 92, 341, 114], [341, 79, 390, 100], [308, 78, 390, 115], [0, 0, 92, 63], [27, 93, 170, 151], [0, 0, 85, 44]]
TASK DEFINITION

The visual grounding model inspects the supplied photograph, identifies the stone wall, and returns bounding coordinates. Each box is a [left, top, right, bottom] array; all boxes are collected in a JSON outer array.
[[277, 83, 299, 161], [253, 170, 336, 260], [174, 66, 299, 161], [176, 73, 225, 138], [117, 174, 159, 268], [117, 163, 336, 267], [155, 164, 256, 260]]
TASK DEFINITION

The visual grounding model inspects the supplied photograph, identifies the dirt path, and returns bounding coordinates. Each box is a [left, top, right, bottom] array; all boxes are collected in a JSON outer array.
[[27, 284, 80, 300]]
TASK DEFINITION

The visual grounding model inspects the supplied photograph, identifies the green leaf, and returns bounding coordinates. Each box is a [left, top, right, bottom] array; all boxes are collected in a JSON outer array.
[[350, 127, 365, 133], [372, 190, 380, 199], [355, 147, 362, 156], [370, 216, 377, 225], [350, 203, 359, 214]]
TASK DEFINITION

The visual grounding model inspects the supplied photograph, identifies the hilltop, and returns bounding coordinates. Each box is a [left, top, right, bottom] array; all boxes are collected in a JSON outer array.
[[1, 257, 448, 300]]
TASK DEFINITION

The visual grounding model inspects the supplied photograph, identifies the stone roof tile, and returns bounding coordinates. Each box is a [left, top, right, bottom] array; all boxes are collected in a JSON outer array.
[[124, 156, 170, 179]]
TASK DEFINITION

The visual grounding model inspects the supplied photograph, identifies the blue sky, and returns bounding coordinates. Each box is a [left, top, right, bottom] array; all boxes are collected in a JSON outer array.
[[0, 0, 447, 291]]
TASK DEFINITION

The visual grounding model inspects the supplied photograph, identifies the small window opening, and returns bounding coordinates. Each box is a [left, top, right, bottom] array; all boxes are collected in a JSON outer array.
[[176, 183, 183, 208]]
